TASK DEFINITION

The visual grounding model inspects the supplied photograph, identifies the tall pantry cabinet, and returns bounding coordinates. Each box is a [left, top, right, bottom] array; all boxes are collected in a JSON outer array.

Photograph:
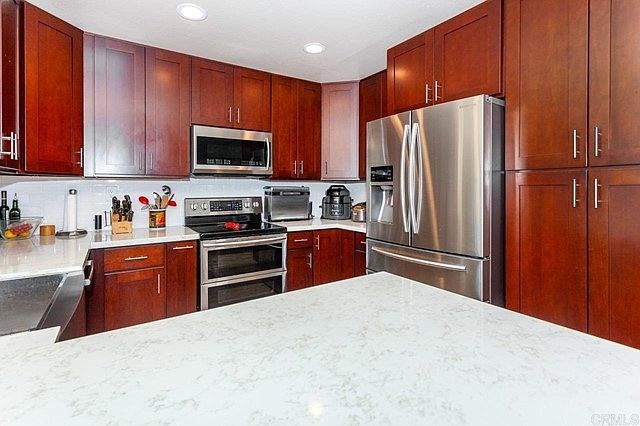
[[505, 0, 640, 348]]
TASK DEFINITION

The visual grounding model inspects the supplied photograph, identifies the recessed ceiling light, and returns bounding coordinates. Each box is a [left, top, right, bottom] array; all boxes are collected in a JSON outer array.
[[303, 43, 326, 54], [176, 3, 208, 21]]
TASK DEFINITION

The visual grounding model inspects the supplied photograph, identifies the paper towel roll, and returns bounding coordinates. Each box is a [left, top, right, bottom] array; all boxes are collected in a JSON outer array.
[[64, 189, 77, 232]]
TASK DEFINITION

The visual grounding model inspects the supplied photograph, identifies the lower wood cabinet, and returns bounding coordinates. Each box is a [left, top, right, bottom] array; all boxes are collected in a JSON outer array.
[[87, 241, 198, 334], [287, 229, 362, 290], [354, 232, 367, 276]]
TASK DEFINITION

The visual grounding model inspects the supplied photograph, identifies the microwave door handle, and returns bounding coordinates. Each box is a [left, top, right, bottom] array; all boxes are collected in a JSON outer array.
[[266, 137, 271, 169]]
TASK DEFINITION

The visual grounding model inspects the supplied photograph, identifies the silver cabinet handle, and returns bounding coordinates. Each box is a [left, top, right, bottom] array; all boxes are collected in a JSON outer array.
[[293, 160, 297, 175], [236, 107, 240, 124], [124, 255, 149, 261], [76, 148, 84, 168], [572, 129, 580, 159], [360, 240, 366, 245], [594, 178, 601, 209], [307, 251, 312, 269], [594, 126, 601, 157], [400, 124, 410, 233], [434, 81, 442, 101], [157, 273, 161, 295], [138, 151, 143, 171], [572, 178, 580, 208], [149, 152, 154, 170], [83, 259, 94, 287], [371, 246, 467, 272], [315, 234, 320, 250], [300, 160, 304, 175], [13, 133, 18, 160], [228, 106, 232, 123], [425, 83, 432, 104], [172, 245, 193, 250], [324, 161, 328, 175], [294, 238, 308, 242]]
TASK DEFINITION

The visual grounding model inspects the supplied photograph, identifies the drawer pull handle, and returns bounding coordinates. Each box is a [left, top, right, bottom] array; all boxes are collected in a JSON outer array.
[[172, 245, 194, 250], [360, 241, 366, 245], [124, 255, 148, 261], [293, 238, 308, 242]]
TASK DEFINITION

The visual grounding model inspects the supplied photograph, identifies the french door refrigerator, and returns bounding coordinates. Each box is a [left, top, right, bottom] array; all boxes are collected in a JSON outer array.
[[366, 95, 504, 305]]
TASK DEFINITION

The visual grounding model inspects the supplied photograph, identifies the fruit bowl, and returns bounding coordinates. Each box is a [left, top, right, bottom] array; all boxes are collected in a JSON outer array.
[[0, 217, 43, 240]]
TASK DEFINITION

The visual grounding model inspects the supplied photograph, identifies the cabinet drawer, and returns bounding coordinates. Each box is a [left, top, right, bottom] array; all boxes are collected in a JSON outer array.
[[104, 244, 165, 273], [355, 232, 366, 252], [288, 231, 313, 249]]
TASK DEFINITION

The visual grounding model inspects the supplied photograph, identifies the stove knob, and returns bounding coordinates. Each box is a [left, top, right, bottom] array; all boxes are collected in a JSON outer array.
[[201, 202, 208, 210], [190, 202, 198, 211], [253, 201, 260, 207], [244, 202, 250, 208]]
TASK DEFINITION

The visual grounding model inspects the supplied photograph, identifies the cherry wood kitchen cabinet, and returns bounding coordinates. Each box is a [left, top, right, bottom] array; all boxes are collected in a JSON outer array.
[[166, 241, 197, 317], [589, 1, 640, 167], [433, 0, 502, 103], [588, 168, 640, 349], [321, 82, 359, 180], [234, 67, 271, 132], [191, 57, 234, 127], [359, 70, 387, 179], [312, 229, 343, 285], [145, 47, 190, 177], [354, 232, 367, 276], [338, 230, 355, 280], [504, 0, 588, 170], [387, 31, 433, 114], [23, 2, 83, 175], [286, 247, 313, 291], [91, 36, 146, 175], [297, 80, 321, 179], [0, 0, 20, 172], [506, 170, 588, 332]]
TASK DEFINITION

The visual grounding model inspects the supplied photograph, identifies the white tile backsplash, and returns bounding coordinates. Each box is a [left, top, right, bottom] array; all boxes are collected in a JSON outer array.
[[0, 177, 365, 231]]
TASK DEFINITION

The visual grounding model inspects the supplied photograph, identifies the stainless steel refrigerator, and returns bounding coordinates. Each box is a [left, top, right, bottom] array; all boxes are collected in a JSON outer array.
[[366, 95, 504, 305]]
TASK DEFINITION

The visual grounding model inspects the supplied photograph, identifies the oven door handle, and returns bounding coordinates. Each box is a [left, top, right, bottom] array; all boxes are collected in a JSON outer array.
[[201, 235, 287, 249]]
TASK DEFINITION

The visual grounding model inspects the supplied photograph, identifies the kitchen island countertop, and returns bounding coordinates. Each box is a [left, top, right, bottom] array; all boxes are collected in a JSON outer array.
[[1, 272, 639, 424]]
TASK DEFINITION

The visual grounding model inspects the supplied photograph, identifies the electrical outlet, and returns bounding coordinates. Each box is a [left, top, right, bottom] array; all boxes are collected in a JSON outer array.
[[106, 186, 118, 196]]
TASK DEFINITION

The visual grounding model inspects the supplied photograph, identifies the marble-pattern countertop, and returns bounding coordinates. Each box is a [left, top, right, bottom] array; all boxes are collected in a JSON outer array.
[[2, 272, 639, 424], [271, 217, 366, 233], [0, 226, 199, 280]]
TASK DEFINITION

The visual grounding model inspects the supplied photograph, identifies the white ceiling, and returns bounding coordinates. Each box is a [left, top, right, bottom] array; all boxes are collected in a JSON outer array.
[[30, 0, 483, 82]]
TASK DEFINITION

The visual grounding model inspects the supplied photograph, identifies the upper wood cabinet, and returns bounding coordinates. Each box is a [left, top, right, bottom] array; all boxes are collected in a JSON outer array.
[[588, 168, 640, 349], [145, 47, 190, 177], [506, 170, 588, 332], [0, 0, 20, 172], [271, 76, 321, 180], [386, 0, 502, 114], [589, 1, 640, 167], [191, 58, 271, 132], [359, 70, 386, 179], [23, 2, 83, 175], [386, 31, 433, 114], [191, 58, 234, 127], [321, 82, 359, 180], [434, 0, 502, 102]]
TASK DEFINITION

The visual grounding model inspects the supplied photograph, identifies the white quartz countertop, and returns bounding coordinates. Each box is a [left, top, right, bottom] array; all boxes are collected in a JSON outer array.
[[0, 226, 199, 280], [2, 272, 639, 424], [272, 217, 366, 233]]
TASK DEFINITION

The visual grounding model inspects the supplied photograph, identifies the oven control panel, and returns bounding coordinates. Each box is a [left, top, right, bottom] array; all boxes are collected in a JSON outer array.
[[184, 197, 262, 217]]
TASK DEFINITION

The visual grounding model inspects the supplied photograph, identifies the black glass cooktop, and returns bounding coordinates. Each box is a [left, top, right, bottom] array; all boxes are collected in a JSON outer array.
[[188, 221, 287, 240]]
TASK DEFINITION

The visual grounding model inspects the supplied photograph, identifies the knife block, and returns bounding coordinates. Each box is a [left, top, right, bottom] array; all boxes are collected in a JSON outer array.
[[111, 213, 133, 235]]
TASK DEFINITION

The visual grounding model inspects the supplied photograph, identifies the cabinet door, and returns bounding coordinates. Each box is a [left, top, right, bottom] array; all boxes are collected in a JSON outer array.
[[105, 267, 166, 331], [271, 75, 298, 179], [338, 230, 355, 280], [506, 170, 587, 331], [0, 0, 20, 172], [386, 30, 433, 114], [359, 70, 386, 180], [145, 48, 190, 177], [166, 241, 197, 317], [434, 0, 502, 103], [24, 3, 83, 175], [504, 0, 588, 170], [286, 248, 313, 291], [191, 57, 234, 127], [233, 67, 271, 131], [93, 37, 146, 175], [589, 168, 640, 349], [321, 82, 359, 180], [589, 1, 640, 166], [297, 80, 321, 180], [354, 232, 367, 277], [312, 229, 341, 285]]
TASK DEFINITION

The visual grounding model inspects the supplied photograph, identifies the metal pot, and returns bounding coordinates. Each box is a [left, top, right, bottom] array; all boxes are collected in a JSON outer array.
[[352, 202, 366, 222]]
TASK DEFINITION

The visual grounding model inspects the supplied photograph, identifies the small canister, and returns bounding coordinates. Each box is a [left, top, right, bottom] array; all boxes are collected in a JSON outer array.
[[148, 209, 166, 229]]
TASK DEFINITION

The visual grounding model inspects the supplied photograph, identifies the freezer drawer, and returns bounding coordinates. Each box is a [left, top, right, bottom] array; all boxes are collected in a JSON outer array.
[[367, 240, 491, 302]]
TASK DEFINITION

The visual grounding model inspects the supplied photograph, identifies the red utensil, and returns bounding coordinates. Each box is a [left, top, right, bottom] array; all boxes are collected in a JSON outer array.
[[138, 196, 149, 205], [224, 221, 241, 231], [167, 200, 177, 207]]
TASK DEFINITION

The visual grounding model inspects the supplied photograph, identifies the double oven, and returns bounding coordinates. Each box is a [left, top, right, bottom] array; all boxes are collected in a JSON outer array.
[[185, 197, 287, 310]]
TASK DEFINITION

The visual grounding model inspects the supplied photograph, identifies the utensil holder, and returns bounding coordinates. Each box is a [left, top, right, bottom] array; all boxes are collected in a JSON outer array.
[[149, 209, 166, 229]]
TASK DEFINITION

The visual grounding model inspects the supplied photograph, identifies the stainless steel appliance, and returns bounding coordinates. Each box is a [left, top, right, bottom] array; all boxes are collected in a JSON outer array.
[[263, 186, 310, 221], [352, 202, 366, 222], [366, 95, 504, 305], [184, 197, 287, 310], [191, 125, 272, 176], [321, 185, 352, 220]]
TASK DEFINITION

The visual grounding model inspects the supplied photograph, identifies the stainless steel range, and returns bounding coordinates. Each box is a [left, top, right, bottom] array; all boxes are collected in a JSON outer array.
[[184, 197, 287, 310]]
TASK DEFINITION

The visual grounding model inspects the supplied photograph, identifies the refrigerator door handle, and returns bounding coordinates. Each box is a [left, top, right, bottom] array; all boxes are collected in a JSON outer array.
[[371, 246, 467, 272], [408, 123, 418, 232], [400, 124, 410, 232], [410, 122, 423, 234]]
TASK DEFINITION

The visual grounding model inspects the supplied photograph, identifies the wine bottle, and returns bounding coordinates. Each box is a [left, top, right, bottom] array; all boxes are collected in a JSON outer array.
[[0, 191, 8, 222]]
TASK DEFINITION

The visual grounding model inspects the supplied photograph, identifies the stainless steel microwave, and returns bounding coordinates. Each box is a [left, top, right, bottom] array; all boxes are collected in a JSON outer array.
[[191, 125, 272, 176]]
